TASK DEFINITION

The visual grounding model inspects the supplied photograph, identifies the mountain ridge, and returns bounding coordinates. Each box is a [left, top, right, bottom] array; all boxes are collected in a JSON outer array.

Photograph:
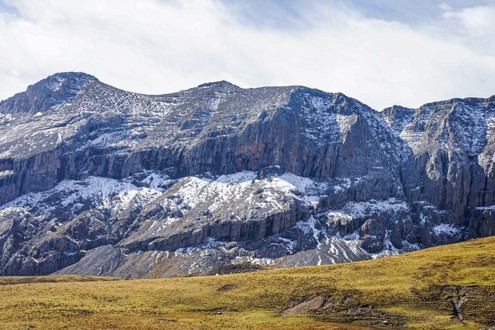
[[3, 71, 494, 113]]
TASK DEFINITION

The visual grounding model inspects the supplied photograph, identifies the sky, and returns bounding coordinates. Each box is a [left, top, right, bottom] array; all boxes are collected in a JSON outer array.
[[0, 0, 494, 110]]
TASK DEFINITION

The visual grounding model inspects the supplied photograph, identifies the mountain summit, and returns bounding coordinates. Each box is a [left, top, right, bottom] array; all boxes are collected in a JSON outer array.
[[0, 72, 98, 115], [0, 73, 493, 277]]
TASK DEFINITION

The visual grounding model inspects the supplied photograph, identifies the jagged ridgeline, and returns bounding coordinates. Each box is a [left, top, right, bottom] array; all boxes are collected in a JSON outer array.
[[0, 72, 493, 277]]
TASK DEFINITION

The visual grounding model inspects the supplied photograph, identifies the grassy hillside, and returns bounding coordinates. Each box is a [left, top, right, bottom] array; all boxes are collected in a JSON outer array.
[[0, 237, 494, 329]]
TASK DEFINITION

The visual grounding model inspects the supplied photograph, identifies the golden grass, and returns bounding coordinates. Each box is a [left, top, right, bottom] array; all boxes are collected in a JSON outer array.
[[0, 237, 494, 329]]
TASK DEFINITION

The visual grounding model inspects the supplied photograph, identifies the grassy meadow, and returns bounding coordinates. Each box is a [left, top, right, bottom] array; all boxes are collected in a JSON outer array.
[[0, 237, 494, 329]]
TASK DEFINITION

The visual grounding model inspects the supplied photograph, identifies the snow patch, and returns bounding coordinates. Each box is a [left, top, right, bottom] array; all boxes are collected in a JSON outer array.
[[0, 170, 14, 179], [142, 172, 174, 189], [336, 114, 357, 135], [341, 198, 408, 219], [0, 175, 166, 218], [216, 171, 257, 184], [233, 256, 274, 266], [476, 204, 495, 211], [279, 172, 314, 193], [432, 223, 459, 236]]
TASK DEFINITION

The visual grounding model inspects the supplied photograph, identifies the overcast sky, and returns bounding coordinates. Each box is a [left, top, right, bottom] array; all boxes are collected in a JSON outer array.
[[0, 0, 494, 110]]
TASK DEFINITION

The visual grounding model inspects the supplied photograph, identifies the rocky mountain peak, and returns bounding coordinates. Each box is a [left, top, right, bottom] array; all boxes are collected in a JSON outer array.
[[485, 95, 495, 107], [194, 80, 240, 94], [197, 80, 237, 88], [0, 72, 98, 115], [382, 105, 415, 134], [38, 71, 98, 89]]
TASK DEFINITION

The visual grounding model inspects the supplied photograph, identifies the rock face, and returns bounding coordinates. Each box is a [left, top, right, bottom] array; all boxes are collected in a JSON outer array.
[[0, 72, 493, 277]]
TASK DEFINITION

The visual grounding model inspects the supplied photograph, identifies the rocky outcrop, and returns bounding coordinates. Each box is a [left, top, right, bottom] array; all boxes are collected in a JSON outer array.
[[0, 72, 494, 277], [0, 77, 402, 203]]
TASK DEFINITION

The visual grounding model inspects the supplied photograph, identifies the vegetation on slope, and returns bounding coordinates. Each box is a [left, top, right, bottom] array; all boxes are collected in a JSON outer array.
[[0, 237, 494, 329]]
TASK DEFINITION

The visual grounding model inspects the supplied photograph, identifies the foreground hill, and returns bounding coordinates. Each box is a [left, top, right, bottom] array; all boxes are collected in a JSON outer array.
[[0, 236, 494, 329], [0, 72, 494, 277]]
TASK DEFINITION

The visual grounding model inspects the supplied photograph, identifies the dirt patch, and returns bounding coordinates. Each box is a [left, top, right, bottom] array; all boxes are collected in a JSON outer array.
[[189, 306, 235, 314], [344, 305, 374, 316], [281, 295, 327, 316], [212, 307, 231, 314], [282, 292, 402, 327], [439, 285, 495, 325], [217, 284, 237, 291], [207, 263, 265, 275], [441, 286, 469, 323]]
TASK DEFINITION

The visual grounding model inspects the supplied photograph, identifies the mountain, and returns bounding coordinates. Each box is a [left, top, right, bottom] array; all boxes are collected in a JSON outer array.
[[0, 72, 493, 277]]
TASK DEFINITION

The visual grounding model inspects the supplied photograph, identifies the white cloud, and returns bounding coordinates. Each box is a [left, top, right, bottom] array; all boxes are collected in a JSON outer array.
[[0, 0, 494, 110]]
